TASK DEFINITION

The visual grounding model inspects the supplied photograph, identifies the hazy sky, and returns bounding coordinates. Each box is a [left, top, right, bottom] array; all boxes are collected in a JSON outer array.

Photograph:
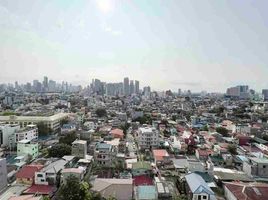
[[1, 0, 268, 92]]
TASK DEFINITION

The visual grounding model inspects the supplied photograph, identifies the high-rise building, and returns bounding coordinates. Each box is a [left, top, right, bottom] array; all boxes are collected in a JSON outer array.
[[178, 88, 182, 96], [43, 76, 48, 89], [130, 80, 134, 94], [262, 89, 268, 101], [15, 81, 19, 90], [143, 86, 151, 97], [135, 80, 139, 94], [226, 85, 249, 99], [124, 77, 129, 96], [48, 80, 56, 92]]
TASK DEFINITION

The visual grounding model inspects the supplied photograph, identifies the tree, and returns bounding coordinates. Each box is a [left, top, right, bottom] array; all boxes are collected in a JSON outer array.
[[201, 125, 209, 131], [120, 122, 130, 136], [95, 108, 107, 118], [133, 115, 152, 125], [57, 175, 92, 200], [37, 122, 52, 136], [216, 127, 229, 137], [227, 144, 237, 155], [60, 118, 70, 126], [59, 131, 77, 145], [48, 144, 71, 158]]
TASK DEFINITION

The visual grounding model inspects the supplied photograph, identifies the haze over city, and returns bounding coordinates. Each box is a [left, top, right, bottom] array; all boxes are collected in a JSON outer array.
[[1, 0, 268, 92]]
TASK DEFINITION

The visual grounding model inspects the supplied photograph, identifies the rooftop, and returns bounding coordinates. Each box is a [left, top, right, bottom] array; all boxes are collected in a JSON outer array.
[[137, 185, 157, 200]]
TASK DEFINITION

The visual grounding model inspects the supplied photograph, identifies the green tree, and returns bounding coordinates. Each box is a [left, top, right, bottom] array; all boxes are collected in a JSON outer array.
[[216, 127, 229, 137], [95, 108, 107, 118], [48, 143, 71, 158], [60, 118, 70, 126], [57, 175, 92, 200], [201, 125, 209, 131], [227, 144, 237, 155], [120, 122, 130, 136], [59, 131, 77, 145], [37, 122, 52, 136]]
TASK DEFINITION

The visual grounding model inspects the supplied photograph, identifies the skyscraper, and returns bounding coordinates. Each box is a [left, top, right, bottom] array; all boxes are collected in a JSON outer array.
[[135, 80, 139, 94], [124, 77, 129, 96], [43, 76, 48, 89], [130, 80, 134, 94]]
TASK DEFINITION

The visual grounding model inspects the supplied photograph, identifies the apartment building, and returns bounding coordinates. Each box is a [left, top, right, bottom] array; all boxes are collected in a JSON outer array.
[[137, 126, 159, 150]]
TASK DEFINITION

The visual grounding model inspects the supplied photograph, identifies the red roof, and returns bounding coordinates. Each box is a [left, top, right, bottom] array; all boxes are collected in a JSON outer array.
[[23, 184, 55, 195], [133, 175, 153, 186], [16, 165, 43, 179], [110, 128, 124, 138], [225, 182, 268, 200], [153, 149, 169, 161]]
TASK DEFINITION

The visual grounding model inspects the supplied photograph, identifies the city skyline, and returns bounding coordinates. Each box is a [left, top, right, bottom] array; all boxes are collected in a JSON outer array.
[[1, 1, 268, 92]]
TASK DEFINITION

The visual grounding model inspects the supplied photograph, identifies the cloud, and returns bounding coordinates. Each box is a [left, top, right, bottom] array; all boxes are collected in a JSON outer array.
[[102, 25, 123, 36], [96, 0, 114, 14], [0, 5, 31, 30]]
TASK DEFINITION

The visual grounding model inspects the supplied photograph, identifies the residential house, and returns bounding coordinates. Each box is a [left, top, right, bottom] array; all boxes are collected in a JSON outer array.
[[91, 178, 133, 200], [61, 168, 84, 184], [224, 182, 268, 200], [15, 125, 38, 143], [132, 161, 152, 177], [94, 142, 114, 166], [16, 165, 43, 185], [195, 148, 213, 161], [35, 159, 68, 185], [152, 149, 170, 166], [72, 140, 87, 159], [243, 157, 268, 178], [135, 185, 157, 200], [17, 139, 39, 159], [110, 128, 124, 139], [137, 126, 159, 150], [185, 173, 216, 200]]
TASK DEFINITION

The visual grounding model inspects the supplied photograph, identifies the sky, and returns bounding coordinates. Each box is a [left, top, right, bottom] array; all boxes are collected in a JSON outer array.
[[1, 0, 268, 92]]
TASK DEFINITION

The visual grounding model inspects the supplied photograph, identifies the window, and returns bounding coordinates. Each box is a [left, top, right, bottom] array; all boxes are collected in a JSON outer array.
[[263, 165, 266, 168], [37, 174, 43, 177], [203, 196, 207, 200], [198, 196, 202, 200]]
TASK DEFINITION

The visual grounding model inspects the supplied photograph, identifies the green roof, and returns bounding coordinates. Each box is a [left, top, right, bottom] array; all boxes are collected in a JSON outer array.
[[132, 161, 151, 170]]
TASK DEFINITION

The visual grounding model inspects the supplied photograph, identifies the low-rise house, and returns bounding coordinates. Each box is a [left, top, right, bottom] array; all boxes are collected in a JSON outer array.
[[152, 149, 170, 166], [94, 142, 114, 166], [72, 140, 87, 159], [185, 173, 216, 200], [35, 159, 68, 185], [17, 139, 38, 159], [213, 167, 253, 183], [195, 148, 213, 161], [135, 185, 157, 200], [110, 128, 124, 139], [91, 178, 133, 200], [61, 168, 84, 184], [61, 123, 76, 134], [15, 125, 38, 143], [16, 165, 43, 185], [243, 157, 268, 178], [132, 161, 152, 177], [224, 182, 268, 200], [9, 195, 43, 200], [23, 184, 55, 197]]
